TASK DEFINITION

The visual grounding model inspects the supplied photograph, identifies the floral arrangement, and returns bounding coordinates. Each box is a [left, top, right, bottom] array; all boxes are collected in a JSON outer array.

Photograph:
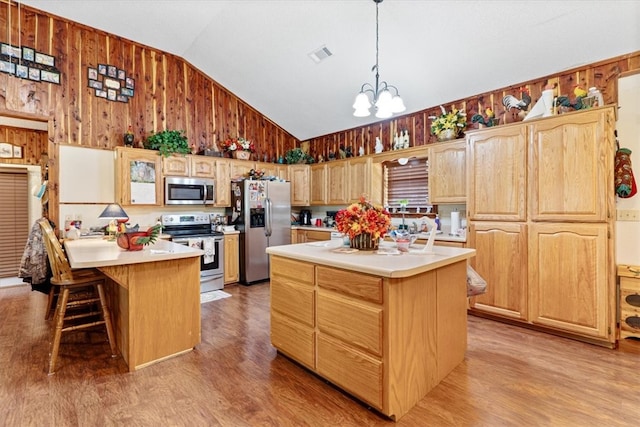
[[429, 106, 467, 136], [335, 196, 391, 240], [220, 137, 255, 153]]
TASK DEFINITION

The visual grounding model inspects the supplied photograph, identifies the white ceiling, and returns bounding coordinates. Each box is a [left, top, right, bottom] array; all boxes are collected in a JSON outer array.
[[18, 0, 640, 141]]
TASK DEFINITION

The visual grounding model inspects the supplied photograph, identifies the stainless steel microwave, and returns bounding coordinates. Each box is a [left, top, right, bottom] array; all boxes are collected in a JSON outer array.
[[164, 176, 215, 205]]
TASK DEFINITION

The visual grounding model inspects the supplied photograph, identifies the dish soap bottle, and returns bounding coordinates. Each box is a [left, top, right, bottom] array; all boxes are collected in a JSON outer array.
[[435, 214, 441, 231]]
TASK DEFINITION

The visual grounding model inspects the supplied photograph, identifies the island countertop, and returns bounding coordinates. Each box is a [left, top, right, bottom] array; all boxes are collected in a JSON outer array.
[[64, 238, 203, 269], [266, 241, 475, 278]]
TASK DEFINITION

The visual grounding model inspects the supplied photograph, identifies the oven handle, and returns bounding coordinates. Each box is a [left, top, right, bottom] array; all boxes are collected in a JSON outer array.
[[265, 197, 272, 237]]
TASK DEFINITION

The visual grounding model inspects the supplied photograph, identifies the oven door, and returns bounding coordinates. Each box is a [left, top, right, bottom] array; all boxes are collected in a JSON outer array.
[[172, 235, 224, 292]]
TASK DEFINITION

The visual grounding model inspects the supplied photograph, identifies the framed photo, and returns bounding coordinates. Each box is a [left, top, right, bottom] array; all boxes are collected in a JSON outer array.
[[40, 70, 60, 84], [121, 87, 134, 97], [22, 47, 35, 62], [13, 145, 23, 159], [98, 64, 107, 75], [1, 43, 21, 58], [125, 77, 135, 89], [107, 65, 117, 78], [104, 77, 120, 90], [117, 69, 126, 80], [88, 79, 102, 89], [0, 60, 16, 74], [87, 67, 98, 80], [34, 52, 55, 67], [16, 64, 28, 78], [117, 95, 129, 103], [107, 89, 117, 101], [95, 89, 107, 98], [28, 67, 40, 81], [0, 143, 12, 158]]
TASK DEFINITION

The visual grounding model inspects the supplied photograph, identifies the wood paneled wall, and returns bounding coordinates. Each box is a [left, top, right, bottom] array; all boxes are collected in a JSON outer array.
[[0, 125, 47, 166], [306, 51, 640, 160], [0, 1, 298, 155]]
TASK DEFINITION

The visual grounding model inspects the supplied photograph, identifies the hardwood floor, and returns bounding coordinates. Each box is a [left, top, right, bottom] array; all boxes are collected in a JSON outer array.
[[1, 282, 638, 426]]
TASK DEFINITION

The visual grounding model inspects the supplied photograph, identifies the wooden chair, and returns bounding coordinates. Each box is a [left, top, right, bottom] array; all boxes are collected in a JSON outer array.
[[38, 219, 117, 375]]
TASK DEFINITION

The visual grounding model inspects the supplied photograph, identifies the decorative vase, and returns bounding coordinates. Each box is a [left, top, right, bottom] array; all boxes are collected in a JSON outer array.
[[116, 232, 147, 251], [436, 128, 458, 142], [233, 150, 251, 160], [350, 233, 379, 251]]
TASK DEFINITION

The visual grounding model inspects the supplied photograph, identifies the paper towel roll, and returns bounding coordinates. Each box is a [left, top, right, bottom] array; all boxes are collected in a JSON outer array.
[[450, 211, 460, 233]]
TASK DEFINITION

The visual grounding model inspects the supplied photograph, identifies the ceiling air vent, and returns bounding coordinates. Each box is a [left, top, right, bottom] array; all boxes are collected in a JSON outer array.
[[308, 45, 333, 64]]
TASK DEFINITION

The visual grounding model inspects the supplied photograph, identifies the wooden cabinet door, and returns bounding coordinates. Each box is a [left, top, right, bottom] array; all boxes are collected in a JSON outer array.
[[229, 158, 255, 180], [276, 165, 289, 181], [215, 159, 231, 207], [467, 126, 527, 221], [289, 165, 310, 206], [528, 222, 613, 341], [223, 234, 239, 284], [428, 140, 466, 204], [254, 161, 278, 178], [115, 147, 163, 206], [529, 108, 614, 222], [310, 163, 327, 205], [190, 156, 216, 178], [468, 221, 528, 320], [163, 155, 189, 176], [327, 161, 348, 204], [347, 157, 370, 203]]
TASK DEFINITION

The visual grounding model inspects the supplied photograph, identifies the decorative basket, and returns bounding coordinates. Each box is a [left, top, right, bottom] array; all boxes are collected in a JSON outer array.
[[233, 150, 251, 160], [350, 233, 379, 251], [436, 128, 458, 142]]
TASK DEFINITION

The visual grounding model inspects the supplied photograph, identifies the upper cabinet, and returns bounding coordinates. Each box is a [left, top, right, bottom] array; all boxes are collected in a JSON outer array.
[[115, 147, 163, 206], [162, 155, 189, 177], [190, 156, 216, 178], [310, 163, 327, 205], [528, 109, 613, 222], [467, 125, 528, 221], [214, 158, 231, 207], [428, 140, 466, 204], [289, 165, 310, 206], [348, 157, 382, 205], [326, 161, 348, 205]]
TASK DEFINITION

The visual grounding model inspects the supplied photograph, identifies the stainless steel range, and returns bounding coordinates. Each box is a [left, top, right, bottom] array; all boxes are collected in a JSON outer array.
[[161, 213, 224, 293]]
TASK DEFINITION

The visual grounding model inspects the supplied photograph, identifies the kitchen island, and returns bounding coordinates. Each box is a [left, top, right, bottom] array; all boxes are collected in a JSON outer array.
[[266, 242, 475, 421], [64, 238, 203, 371]]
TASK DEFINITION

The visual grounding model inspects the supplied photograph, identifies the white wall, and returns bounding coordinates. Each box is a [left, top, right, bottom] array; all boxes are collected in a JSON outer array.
[[615, 72, 640, 266]]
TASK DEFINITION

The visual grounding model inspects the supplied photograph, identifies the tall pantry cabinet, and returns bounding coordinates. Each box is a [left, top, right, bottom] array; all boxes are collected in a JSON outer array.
[[467, 106, 616, 347]]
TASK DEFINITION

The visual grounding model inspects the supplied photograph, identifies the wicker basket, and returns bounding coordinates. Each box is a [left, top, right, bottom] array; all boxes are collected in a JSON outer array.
[[350, 233, 379, 251]]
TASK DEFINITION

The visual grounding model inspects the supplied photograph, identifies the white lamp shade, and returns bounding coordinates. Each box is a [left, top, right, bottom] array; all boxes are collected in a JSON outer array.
[[352, 92, 371, 110], [354, 106, 371, 117], [375, 106, 393, 119], [375, 89, 393, 110], [391, 95, 406, 113]]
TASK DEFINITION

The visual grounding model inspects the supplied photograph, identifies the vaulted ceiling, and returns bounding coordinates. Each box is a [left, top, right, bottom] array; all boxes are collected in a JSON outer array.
[[19, 0, 640, 140]]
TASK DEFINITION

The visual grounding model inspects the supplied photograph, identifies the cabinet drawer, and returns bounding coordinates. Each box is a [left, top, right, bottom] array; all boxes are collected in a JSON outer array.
[[316, 334, 382, 410], [316, 266, 382, 304], [271, 311, 315, 369], [271, 277, 314, 327], [317, 289, 382, 356], [620, 276, 640, 292], [620, 309, 640, 332], [271, 257, 314, 284]]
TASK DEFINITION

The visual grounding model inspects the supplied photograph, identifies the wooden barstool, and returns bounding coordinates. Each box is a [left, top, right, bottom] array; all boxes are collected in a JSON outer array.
[[38, 219, 117, 375]]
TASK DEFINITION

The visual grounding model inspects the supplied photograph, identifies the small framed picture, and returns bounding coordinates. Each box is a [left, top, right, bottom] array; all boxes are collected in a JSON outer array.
[[104, 77, 120, 90], [16, 64, 28, 78], [28, 67, 40, 81], [88, 79, 103, 90], [107, 89, 117, 101], [34, 52, 55, 67], [121, 87, 134, 97], [22, 47, 35, 62], [13, 145, 23, 159], [1, 43, 21, 58], [117, 69, 126, 80], [107, 65, 117, 78], [117, 95, 129, 103], [95, 89, 107, 98], [0, 143, 12, 158], [98, 64, 107, 75], [40, 70, 60, 84], [125, 76, 135, 89], [87, 67, 98, 80], [0, 60, 16, 74]]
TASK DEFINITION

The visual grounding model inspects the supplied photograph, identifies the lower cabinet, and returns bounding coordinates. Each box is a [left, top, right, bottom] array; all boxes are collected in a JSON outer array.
[[292, 228, 331, 243], [223, 234, 239, 284]]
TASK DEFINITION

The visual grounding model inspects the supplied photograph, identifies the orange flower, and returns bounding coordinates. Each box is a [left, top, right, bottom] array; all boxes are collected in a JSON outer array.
[[335, 197, 390, 240]]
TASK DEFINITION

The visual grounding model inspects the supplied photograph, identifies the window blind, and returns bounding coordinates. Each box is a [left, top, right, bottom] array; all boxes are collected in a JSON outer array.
[[0, 169, 29, 278], [385, 159, 429, 208]]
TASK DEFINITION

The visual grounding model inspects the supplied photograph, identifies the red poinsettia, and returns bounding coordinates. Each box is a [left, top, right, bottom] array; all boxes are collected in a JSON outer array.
[[335, 196, 391, 240]]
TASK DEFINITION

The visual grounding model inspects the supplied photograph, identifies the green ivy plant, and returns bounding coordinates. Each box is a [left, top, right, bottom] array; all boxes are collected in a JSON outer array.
[[144, 130, 190, 157], [285, 147, 314, 164]]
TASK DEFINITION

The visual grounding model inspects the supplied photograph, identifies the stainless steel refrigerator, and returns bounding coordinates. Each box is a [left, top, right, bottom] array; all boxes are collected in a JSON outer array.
[[229, 180, 291, 284]]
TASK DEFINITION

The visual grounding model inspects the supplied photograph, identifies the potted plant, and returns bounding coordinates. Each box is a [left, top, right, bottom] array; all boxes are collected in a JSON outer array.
[[220, 137, 255, 160], [284, 147, 314, 164], [144, 130, 190, 157], [429, 106, 467, 141], [335, 196, 391, 250]]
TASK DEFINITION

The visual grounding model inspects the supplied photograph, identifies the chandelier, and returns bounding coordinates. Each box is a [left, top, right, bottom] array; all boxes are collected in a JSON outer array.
[[352, 0, 406, 119]]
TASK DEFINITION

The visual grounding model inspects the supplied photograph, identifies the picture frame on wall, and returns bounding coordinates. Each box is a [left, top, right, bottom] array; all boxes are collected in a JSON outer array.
[[22, 46, 35, 61], [40, 70, 60, 84], [0, 143, 12, 158], [98, 64, 107, 75], [107, 89, 117, 101], [104, 77, 120, 90], [95, 89, 107, 98], [117, 69, 126, 80], [0, 60, 16, 74], [13, 145, 23, 159], [107, 65, 117, 78], [1, 43, 21, 58], [16, 64, 28, 78], [34, 52, 55, 67], [121, 87, 134, 97], [28, 67, 40, 81], [117, 95, 129, 103], [88, 67, 98, 80], [88, 79, 103, 90], [125, 77, 135, 89]]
